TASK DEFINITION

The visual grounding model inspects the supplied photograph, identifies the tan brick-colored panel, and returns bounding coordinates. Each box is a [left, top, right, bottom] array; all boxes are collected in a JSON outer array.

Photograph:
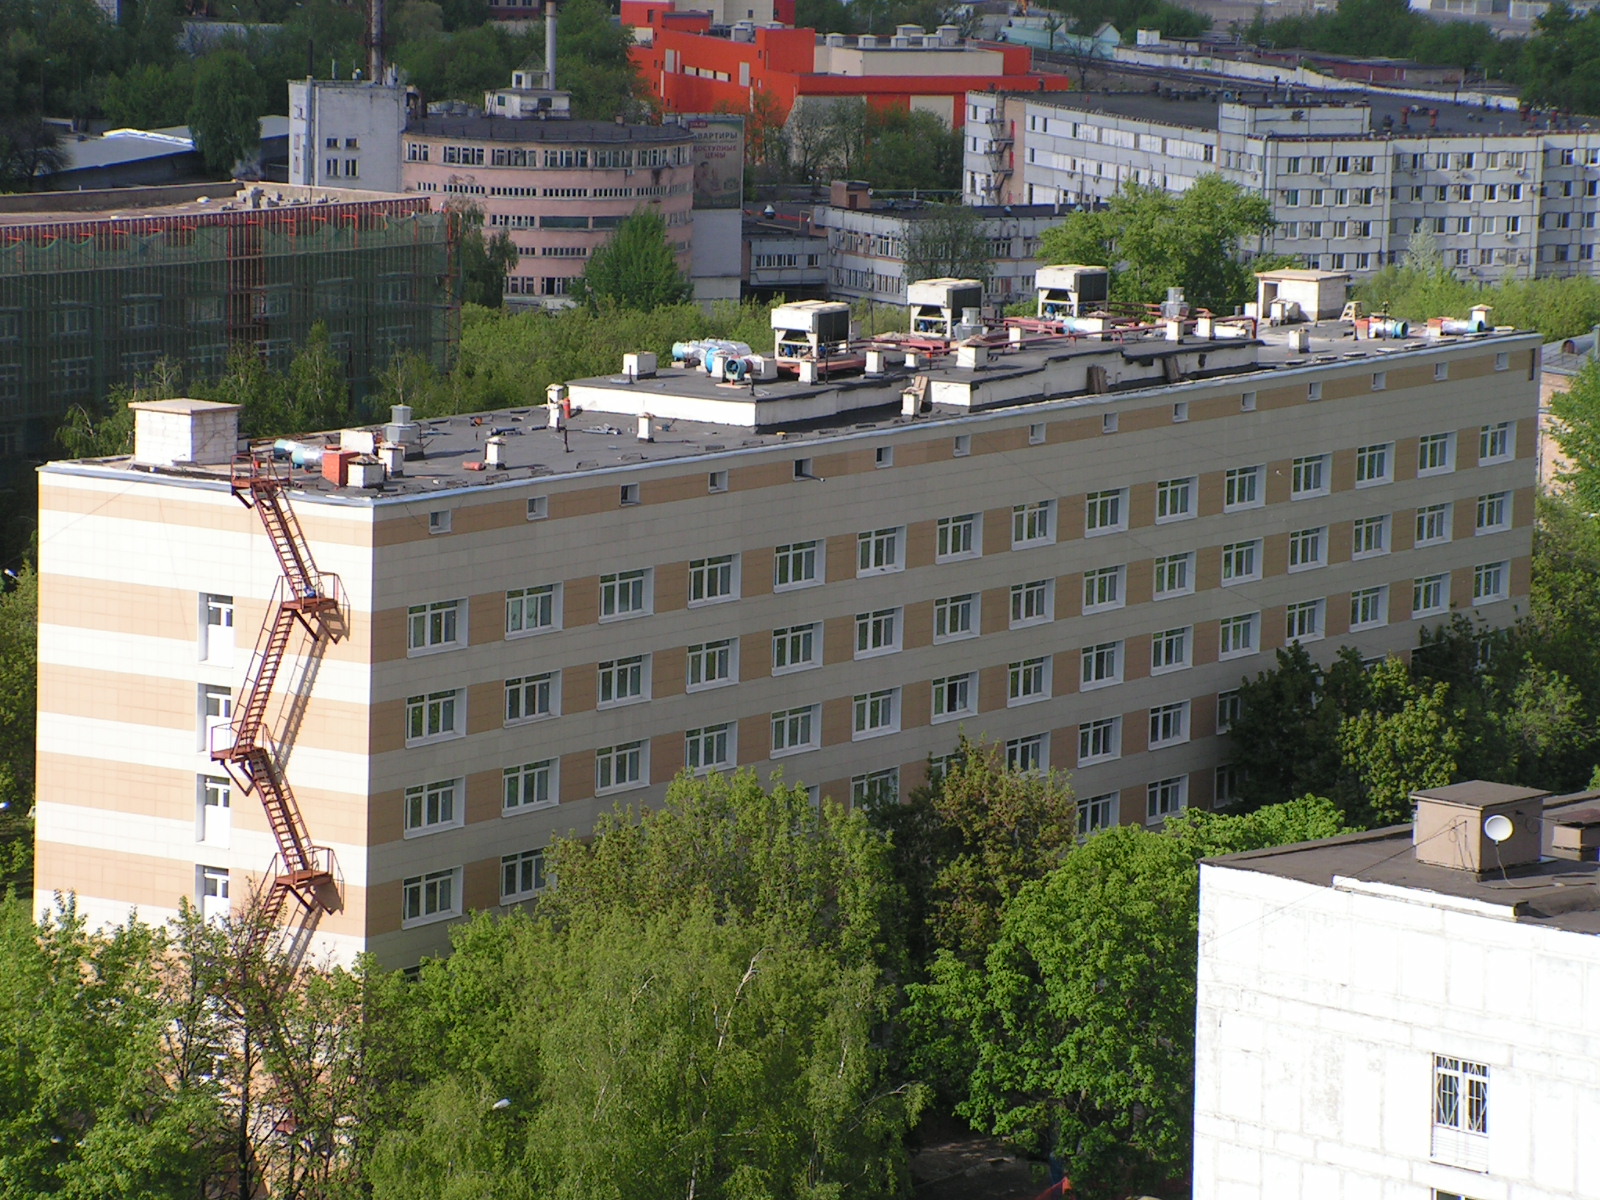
[[1389, 364, 1439, 393], [1195, 548, 1221, 594], [820, 777, 852, 808], [565, 574, 599, 627], [906, 518, 938, 570], [1056, 573, 1083, 620], [1190, 767, 1217, 812], [823, 614, 854, 666], [904, 600, 934, 650], [1192, 618, 1220, 667], [975, 425, 1033, 455], [654, 559, 688, 614], [563, 661, 597, 714], [741, 635, 770, 682], [1393, 436, 1419, 482], [1330, 448, 1356, 493], [1121, 709, 1149, 757], [1196, 470, 1225, 518], [467, 680, 506, 735], [1326, 593, 1352, 641], [467, 593, 502, 646], [1257, 385, 1301, 411], [655, 648, 687, 698], [978, 665, 1008, 713], [462, 859, 500, 915], [371, 606, 407, 663], [1124, 634, 1151, 684], [1392, 511, 1416, 553], [738, 713, 770, 764], [40, 482, 373, 550], [826, 533, 856, 583], [814, 446, 875, 480], [980, 586, 1010, 636], [901, 680, 931, 732], [743, 546, 774, 598], [821, 696, 853, 746], [984, 506, 1014, 551], [1128, 482, 1157, 531], [1050, 729, 1073, 771], [1516, 414, 1538, 461], [561, 749, 595, 805], [1125, 558, 1153, 608], [1053, 651, 1078, 696], [652, 731, 685, 785], [1511, 553, 1532, 599], [1450, 566, 1472, 611], [1327, 520, 1353, 565], [1264, 458, 1291, 506], [551, 484, 618, 522], [1319, 374, 1370, 404], [1192, 692, 1218, 739], [1262, 531, 1289, 579], [1260, 605, 1286, 653], [1512, 485, 1536, 528], [730, 460, 795, 494], [1058, 494, 1086, 542], [650, 472, 714, 506]]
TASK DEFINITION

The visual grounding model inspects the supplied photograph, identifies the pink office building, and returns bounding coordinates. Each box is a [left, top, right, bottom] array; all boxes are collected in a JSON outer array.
[[401, 115, 696, 306]]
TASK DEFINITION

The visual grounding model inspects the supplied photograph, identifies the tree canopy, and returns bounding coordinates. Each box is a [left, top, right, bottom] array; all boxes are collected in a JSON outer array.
[[186, 50, 265, 175], [569, 209, 692, 311]]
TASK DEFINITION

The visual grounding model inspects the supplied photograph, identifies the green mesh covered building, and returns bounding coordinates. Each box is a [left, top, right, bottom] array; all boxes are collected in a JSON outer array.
[[0, 183, 457, 455]]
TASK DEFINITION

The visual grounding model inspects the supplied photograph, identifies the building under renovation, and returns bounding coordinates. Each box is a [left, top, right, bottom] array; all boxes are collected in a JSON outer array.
[[0, 183, 456, 456]]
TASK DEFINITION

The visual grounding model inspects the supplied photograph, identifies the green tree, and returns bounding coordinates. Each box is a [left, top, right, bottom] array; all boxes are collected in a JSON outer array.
[[1549, 359, 1600, 513], [101, 60, 196, 130], [452, 203, 520, 308], [1336, 656, 1461, 826], [0, 562, 36, 891], [187, 50, 266, 175], [0, 118, 66, 193], [1038, 174, 1276, 312], [901, 204, 993, 290], [1519, 2, 1600, 112], [569, 209, 692, 311]]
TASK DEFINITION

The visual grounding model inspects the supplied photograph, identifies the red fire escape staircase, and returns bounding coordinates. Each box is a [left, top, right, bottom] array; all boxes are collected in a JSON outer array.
[[212, 451, 344, 929]]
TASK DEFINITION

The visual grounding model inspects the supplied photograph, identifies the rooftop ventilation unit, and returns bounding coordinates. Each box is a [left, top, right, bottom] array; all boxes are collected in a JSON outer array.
[[1412, 782, 1548, 873], [1035, 264, 1109, 320], [908, 278, 983, 338]]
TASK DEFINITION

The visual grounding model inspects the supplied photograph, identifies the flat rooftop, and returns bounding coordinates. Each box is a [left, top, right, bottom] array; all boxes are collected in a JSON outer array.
[[1211, 793, 1600, 936], [1012, 86, 1577, 139], [44, 319, 1539, 502], [0, 183, 423, 229], [406, 116, 691, 143]]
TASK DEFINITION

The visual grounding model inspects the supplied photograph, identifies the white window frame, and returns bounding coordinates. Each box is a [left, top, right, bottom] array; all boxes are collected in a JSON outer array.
[[1431, 1055, 1489, 1171], [597, 655, 649, 707], [1418, 432, 1456, 477], [1005, 733, 1047, 773], [771, 624, 820, 674], [1146, 775, 1188, 822], [1007, 656, 1051, 706], [854, 607, 902, 658], [1078, 716, 1121, 765], [1475, 492, 1511, 534], [688, 554, 738, 605], [937, 512, 982, 561], [504, 759, 557, 813], [774, 541, 822, 590], [1151, 626, 1191, 674], [1219, 613, 1259, 660], [1356, 442, 1393, 487], [405, 689, 464, 745], [1416, 503, 1453, 547], [934, 593, 977, 642], [1154, 552, 1195, 599], [1084, 489, 1127, 536], [1413, 573, 1450, 617], [1216, 689, 1242, 732], [599, 568, 652, 621], [1221, 540, 1261, 585], [595, 740, 648, 793], [1353, 514, 1391, 559], [505, 671, 559, 723], [1012, 500, 1056, 548], [1028, 422, 1046, 445], [1149, 701, 1190, 749], [1286, 598, 1326, 643], [427, 509, 452, 535], [506, 584, 560, 637], [857, 526, 905, 575], [402, 867, 461, 927], [852, 688, 901, 739], [404, 777, 464, 836], [931, 673, 977, 722], [1081, 640, 1123, 689], [1155, 477, 1195, 523], [686, 638, 737, 689], [771, 704, 820, 756], [1078, 791, 1118, 836], [1473, 561, 1509, 604], [1288, 526, 1326, 572], [1083, 564, 1126, 613], [525, 496, 548, 520], [1290, 454, 1330, 498], [1224, 465, 1264, 511], [201, 593, 234, 664], [851, 767, 900, 807], [500, 848, 547, 902], [1479, 422, 1514, 463], [685, 722, 736, 773], [1010, 579, 1053, 627], [407, 599, 466, 655], [1351, 586, 1389, 631]]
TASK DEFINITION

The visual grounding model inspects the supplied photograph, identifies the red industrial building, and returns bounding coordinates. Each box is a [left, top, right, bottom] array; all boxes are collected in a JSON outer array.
[[623, 3, 1073, 128]]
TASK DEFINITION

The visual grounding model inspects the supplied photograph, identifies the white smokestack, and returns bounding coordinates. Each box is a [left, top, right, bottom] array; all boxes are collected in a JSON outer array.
[[545, 0, 558, 90]]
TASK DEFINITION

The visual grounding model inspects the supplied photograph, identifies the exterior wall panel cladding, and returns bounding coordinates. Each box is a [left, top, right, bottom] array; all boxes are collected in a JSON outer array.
[[34, 335, 1540, 968]]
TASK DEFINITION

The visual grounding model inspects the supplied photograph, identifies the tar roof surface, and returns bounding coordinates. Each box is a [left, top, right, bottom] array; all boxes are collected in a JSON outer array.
[[405, 116, 692, 143], [1209, 794, 1600, 936]]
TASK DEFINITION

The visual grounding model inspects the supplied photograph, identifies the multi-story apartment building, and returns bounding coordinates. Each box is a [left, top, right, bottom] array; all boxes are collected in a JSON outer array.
[[288, 73, 413, 194], [1195, 782, 1600, 1199], [965, 89, 1600, 282], [400, 113, 695, 307], [34, 310, 1540, 968]]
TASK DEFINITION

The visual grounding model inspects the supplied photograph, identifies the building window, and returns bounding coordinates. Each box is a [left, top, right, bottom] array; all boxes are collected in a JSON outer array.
[[619, 483, 641, 507], [1215, 764, 1241, 805], [1154, 552, 1194, 599], [685, 723, 735, 772], [1419, 432, 1456, 476], [1289, 527, 1326, 571], [1156, 477, 1194, 522], [932, 673, 976, 721], [857, 527, 904, 575], [708, 470, 729, 493], [1476, 492, 1510, 533], [201, 593, 234, 664], [1005, 733, 1047, 773], [875, 446, 894, 469], [501, 849, 547, 901], [600, 569, 651, 620], [1173, 401, 1189, 423], [1413, 573, 1450, 617], [853, 688, 900, 738], [1010, 579, 1052, 627], [855, 607, 902, 657], [598, 655, 648, 706], [1353, 515, 1391, 558], [934, 593, 976, 641], [1351, 586, 1388, 630], [1416, 503, 1453, 546], [1008, 657, 1050, 705], [1079, 716, 1121, 765], [1027, 422, 1046, 445], [1494, 352, 1510, 372], [404, 778, 462, 835], [1480, 422, 1514, 463], [937, 513, 980, 560], [1434, 362, 1450, 381], [596, 741, 647, 792], [1151, 626, 1190, 673], [1085, 489, 1126, 535], [408, 599, 464, 653], [198, 776, 231, 844], [1473, 561, 1509, 604], [851, 768, 900, 807], [505, 672, 557, 722], [1219, 613, 1259, 659], [1216, 689, 1242, 732], [689, 555, 737, 605], [687, 638, 735, 689], [1221, 540, 1261, 584], [405, 690, 463, 744], [504, 759, 556, 812], [793, 457, 814, 480], [772, 624, 819, 673], [1286, 599, 1326, 643], [1083, 565, 1126, 612], [506, 584, 559, 636], [1146, 775, 1188, 821], [954, 434, 972, 457], [1224, 465, 1264, 510], [1149, 701, 1190, 748], [1102, 413, 1118, 434], [1356, 442, 1392, 487], [1012, 500, 1055, 547], [525, 496, 548, 520], [1371, 370, 1387, 391], [1241, 391, 1257, 412], [1081, 640, 1122, 689], [1078, 791, 1118, 836], [1432, 1055, 1489, 1170], [1307, 382, 1323, 402], [771, 705, 820, 755], [428, 509, 451, 534], [1291, 454, 1329, 498], [774, 540, 821, 589], [403, 868, 460, 925]]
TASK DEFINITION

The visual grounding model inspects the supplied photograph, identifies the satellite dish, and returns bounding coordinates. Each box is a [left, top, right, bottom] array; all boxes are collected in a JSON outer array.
[[1484, 813, 1514, 843]]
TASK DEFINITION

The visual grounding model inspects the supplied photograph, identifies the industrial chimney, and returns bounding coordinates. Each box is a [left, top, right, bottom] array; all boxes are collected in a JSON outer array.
[[367, 0, 385, 83], [545, 0, 558, 90]]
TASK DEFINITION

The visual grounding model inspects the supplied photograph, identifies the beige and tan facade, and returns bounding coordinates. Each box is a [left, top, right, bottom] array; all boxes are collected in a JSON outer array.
[[34, 324, 1542, 968]]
